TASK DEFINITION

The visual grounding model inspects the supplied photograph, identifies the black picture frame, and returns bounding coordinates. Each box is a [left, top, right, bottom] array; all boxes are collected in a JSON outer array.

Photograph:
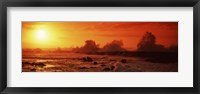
[[0, 0, 199, 94]]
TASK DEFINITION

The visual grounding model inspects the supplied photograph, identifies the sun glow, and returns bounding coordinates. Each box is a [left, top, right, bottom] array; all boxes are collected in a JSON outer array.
[[35, 29, 47, 41]]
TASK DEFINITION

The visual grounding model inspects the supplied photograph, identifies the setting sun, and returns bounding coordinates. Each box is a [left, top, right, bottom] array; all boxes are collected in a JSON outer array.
[[35, 29, 47, 41]]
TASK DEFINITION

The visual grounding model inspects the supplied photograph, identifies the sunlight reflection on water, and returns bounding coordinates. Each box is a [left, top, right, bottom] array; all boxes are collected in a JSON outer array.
[[45, 64, 55, 68]]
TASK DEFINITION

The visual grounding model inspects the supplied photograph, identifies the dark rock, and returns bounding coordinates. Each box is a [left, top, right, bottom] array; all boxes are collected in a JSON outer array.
[[83, 56, 93, 62], [23, 62, 30, 65], [36, 63, 46, 67], [22, 62, 31, 67], [83, 57, 87, 61], [79, 67, 88, 69], [93, 62, 98, 65], [29, 62, 46, 67], [101, 64, 106, 67], [87, 57, 93, 61], [101, 57, 107, 59], [120, 59, 127, 63], [109, 59, 117, 62], [103, 68, 111, 71], [30, 63, 35, 66], [90, 67, 97, 68], [111, 66, 115, 70], [30, 68, 36, 72]]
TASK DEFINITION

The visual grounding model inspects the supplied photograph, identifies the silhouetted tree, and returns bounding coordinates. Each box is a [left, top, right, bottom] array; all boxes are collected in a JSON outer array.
[[168, 45, 178, 52], [78, 40, 100, 53], [101, 40, 126, 52], [72, 46, 80, 52], [137, 32, 165, 52]]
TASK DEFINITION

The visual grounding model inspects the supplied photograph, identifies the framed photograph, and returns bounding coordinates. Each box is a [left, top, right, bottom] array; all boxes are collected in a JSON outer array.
[[0, 0, 199, 94]]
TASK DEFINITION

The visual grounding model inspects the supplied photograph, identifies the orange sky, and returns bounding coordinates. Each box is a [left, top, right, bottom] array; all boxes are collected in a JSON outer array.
[[22, 22, 178, 50]]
